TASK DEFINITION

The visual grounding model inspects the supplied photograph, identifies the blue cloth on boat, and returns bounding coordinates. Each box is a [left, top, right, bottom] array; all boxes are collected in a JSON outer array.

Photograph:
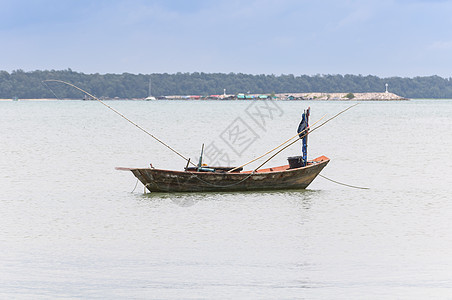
[[297, 108, 310, 166]]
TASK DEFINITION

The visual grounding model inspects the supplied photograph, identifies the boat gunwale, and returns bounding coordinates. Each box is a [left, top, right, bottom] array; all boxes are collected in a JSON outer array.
[[117, 156, 330, 176]]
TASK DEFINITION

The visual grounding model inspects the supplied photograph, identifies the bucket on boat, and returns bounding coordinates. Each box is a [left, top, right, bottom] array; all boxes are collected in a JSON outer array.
[[287, 156, 305, 169]]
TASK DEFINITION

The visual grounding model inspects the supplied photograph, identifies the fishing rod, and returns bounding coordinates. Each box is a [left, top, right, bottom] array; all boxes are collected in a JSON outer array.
[[227, 114, 327, 173], [43, 79, 196, 167], [253, 103, 359, 172]]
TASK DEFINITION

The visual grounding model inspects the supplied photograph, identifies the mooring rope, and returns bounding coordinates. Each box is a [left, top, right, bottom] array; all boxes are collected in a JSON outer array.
[[43, 79, 196, 167], [131, 178, 140, 192], [318, 174, 370, 190]]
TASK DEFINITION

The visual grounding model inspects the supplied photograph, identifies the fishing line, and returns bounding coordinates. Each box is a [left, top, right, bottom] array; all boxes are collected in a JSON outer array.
[[41, 81, 62, 100], [43, 79, 196, 167]]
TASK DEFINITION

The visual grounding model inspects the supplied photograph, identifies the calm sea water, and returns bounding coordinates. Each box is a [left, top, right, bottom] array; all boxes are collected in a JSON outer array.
[[1, 99, 451, 299]]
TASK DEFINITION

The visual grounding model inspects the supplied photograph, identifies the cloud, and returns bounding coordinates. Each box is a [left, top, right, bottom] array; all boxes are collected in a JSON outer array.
[[429, 40, 452, 50], [336, 4, 374, 28]]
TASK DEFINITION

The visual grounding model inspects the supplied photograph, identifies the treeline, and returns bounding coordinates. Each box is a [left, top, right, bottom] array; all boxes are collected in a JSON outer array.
[[1, 69, 452, 99]]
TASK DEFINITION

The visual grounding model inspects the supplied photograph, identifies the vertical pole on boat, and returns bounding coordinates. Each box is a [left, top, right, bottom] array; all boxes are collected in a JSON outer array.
[[303, 107, 310, 165], [297, 107, 310, 166], [185, 158, 191, 170], [197, 143, 205, 171]]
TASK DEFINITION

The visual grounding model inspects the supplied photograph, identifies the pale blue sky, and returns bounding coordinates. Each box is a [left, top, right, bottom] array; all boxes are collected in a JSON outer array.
[[1, 0, 452, 77]]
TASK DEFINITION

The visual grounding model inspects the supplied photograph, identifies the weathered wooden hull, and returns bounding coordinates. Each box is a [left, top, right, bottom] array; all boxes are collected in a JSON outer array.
[[121, 156, 329, 193]]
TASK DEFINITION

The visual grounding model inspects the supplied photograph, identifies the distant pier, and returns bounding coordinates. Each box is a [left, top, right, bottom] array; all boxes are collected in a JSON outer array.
[[161, 92, 408, 101], [273, 92, 408, 101]]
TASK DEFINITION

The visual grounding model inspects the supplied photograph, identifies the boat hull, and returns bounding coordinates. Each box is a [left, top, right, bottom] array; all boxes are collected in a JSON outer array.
[[124, 156, 329, 193]]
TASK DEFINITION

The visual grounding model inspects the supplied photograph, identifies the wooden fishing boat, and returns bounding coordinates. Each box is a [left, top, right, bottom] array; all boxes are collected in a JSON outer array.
[[116, 155, 329, 193]]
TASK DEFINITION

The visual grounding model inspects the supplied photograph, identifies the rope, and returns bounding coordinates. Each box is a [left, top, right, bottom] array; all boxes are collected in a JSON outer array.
[[318, 174, 369, 190], [140, 170, 256, 191], [131, 178, 140, 192], [187, 170, 256, 188], [43, 80, 196, 167], [227, 114, 327, 173], [253, 103, 359, 172]]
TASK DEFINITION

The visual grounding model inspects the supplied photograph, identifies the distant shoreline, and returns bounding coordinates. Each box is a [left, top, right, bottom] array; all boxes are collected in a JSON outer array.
[[0, 92, 411, 101], [2, 70, 451, 99]]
